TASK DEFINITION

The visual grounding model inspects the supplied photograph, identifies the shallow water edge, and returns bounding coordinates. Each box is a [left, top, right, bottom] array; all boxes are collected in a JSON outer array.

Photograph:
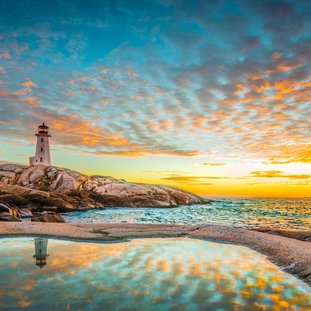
[[0, 222, 310, 287], [1, 237, 310, 310]]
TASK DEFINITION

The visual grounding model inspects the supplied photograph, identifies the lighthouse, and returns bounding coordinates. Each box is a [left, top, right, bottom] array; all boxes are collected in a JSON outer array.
[[29, 123, 51, 166], [33, 238, 49, 268]]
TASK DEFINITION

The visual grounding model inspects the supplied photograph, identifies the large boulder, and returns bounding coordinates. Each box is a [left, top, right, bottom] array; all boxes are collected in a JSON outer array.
[[0, 171, 16, 184], [48, 167, 88, 195], [0, 194, 28, 207], [0, 212, 21, 221], [0, 183, 75, 213], [18, 166, 46, 186], [31, 214, 66, 223], [19, 208, 33, 217], [0, 200, 21, 221], [0, 164, 26, 173]]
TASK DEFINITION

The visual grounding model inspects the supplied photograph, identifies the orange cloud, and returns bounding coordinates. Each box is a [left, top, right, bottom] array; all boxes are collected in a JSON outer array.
[[265, 144, 311, 164], [24, 97, 41, 108], [18, 300, 31, 308], [191, 115, 206, 128], [203, 162, 225, 166], [22, 80, 38, 88], [276, 63, 300, 72], [36, 111, 198, 157], [23, 280, 38, 291], [96, 148, 200, 158], [38, 111, 129, 149], [159, 119, 171, 131], [161, 174, 231, 185], [215, 112, 228, 118], [273, 80, 305, 100], [250, 170, 311, 179]]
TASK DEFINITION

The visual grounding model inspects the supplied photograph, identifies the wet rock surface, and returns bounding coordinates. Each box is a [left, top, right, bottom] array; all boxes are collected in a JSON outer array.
[[0, 200, 21, 221]]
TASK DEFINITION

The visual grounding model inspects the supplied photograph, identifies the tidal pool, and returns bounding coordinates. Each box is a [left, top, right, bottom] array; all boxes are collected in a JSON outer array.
[[0, 238, 310, 310]]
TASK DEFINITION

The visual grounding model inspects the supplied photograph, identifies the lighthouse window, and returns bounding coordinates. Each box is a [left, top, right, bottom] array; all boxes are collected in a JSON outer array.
[[40, 158, 43, 162], [41, 138, 43, 142], [41, 147, 43, 152]]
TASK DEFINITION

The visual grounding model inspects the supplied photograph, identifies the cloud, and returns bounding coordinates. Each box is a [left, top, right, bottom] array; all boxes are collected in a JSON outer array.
[[161, 174, 232, 185], [0, 0, 309, 164], [249, 170, 311, 179], [0, 84, 201, 157], [263, 144, 311, 164], [142, 169, 185, 174], [22, 80, 38, 88], [202, 162, 225, 166], [0, 51, 10, 59], [0, 66, 6, 74], [95, 148, 199, 157]]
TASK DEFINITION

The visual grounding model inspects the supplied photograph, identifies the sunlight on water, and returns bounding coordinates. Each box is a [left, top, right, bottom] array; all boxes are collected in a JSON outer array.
[[63, 198, 311, 230], [0, 237, 310, 310]]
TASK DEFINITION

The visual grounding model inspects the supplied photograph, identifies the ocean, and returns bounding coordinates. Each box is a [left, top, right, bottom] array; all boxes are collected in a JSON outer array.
[[63, 197, 311, 230]]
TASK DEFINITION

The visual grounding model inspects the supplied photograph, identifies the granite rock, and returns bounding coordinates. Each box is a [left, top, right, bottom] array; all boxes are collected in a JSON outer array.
[[0, 200, 21, 221], [0, 164, 208, 211], [31, 214, 66, 223]]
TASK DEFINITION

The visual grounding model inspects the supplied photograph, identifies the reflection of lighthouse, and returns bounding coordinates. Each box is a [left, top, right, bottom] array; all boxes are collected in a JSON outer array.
[[33, 238, 49, 268]]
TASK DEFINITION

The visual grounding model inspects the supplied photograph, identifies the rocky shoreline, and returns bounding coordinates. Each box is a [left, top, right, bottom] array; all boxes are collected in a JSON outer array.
[[1, 164, 310, 287], [0, 222, 310, 287], [0, 164, 208, 222]]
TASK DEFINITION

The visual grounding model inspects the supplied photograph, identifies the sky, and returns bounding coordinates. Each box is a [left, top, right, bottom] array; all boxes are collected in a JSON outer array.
[[0, 0, 310, 197]]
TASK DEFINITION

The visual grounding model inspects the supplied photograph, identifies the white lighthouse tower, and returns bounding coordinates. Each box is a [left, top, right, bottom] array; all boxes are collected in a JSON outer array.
[[33, 238, 49, 268], [29, 123, 51, 166]]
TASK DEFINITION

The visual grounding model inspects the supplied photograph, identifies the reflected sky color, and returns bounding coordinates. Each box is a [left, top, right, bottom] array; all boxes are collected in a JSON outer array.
[[0, 237, 310, 310], [0, 0, 310, 197]]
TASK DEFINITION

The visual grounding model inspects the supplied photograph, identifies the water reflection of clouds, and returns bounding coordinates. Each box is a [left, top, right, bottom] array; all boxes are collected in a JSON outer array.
[[0, 238, 310, 310]]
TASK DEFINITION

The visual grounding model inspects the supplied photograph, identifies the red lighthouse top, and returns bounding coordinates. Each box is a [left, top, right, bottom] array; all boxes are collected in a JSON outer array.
[[37, 123, 50, 135]]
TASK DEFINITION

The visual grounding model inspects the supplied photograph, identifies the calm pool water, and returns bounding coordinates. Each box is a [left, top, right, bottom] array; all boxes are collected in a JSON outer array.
[[0, 237, 310, 310], [63, 197, 311, 230]]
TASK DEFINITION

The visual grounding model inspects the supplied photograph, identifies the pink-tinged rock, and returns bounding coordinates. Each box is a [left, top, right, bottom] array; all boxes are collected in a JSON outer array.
[[0, 163, 209, 208], [31, 214, 66, 223]]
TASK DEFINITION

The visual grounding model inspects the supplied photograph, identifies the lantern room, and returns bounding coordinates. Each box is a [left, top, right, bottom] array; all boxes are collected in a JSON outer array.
[[37, 122, 50, 135]]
